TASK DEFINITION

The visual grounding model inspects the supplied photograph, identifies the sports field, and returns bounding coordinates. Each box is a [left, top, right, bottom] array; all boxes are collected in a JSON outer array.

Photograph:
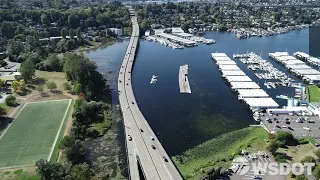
[[0, 99, 72, 168]]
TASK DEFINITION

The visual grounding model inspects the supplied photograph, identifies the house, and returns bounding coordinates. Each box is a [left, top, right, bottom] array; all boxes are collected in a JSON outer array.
[[108, 28, 123, 36]]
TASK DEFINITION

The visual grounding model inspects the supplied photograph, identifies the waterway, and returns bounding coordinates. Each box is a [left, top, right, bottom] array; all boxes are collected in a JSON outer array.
[[84, 29, 309, 156]]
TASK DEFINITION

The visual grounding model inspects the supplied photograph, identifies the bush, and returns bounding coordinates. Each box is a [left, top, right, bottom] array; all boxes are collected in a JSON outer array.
[[298, 138, 309, 145], [0, 104, 6, 115], [5, 95, 16, 106], [275, 155, 286, 163], [301, 156, 316, 164], [315, 149, 320, 159]]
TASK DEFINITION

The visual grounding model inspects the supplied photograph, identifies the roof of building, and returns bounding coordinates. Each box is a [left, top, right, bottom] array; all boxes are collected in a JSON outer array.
[[230, 82, 260, 89], [216, 61, 237, 65], [218, 65, 241, 71], [221, 70, 246, 76], [225, 75, 252, 82], [243, 98, 279, 108], [293, 69, 320, 75], [285, 64, 312, 69], [237, 89, 269, 97]]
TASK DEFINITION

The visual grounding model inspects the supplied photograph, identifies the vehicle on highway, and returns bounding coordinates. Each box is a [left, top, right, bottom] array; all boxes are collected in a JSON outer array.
[[308, 119, 315, 123], [119, 80, 122, 83], [151, 145, 156, 149], [126, 83, 129, 85], [128, 135, 132, 141], [253, 175, 262, 179], [140, 129, 144, 132], [163, 156, 168, 162], [303, 126, 311, 131], [151, 136, 155, 141], [132, 102, 134, 104]]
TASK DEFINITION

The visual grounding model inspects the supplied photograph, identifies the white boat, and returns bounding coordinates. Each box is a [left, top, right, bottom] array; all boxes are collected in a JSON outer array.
[[150, 75, 158, 84]]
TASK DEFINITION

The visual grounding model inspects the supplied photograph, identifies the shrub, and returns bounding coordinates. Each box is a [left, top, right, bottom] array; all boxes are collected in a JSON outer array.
[[301, 156, 316, 164], [5, 95, 16, 106]]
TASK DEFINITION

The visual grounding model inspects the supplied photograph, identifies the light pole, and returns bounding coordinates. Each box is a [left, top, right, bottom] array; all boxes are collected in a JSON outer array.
[[158, 132, 163, 144]]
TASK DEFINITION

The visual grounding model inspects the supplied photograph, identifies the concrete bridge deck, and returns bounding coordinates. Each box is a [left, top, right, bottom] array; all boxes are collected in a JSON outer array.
[[118, 7, 183, 180]]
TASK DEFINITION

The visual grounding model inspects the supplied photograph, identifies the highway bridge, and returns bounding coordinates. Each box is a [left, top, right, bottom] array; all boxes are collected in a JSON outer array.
[[117, 7, 183, 180]]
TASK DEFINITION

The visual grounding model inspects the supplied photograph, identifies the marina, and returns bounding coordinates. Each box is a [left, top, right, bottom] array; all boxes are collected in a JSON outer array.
[[179, 64, 191, 93], [211, 53, 279, 111], [269, 52, 320, 84], [234, 53, 298, 89], [172, 32, 216, 44], [294, 51, 320, 68], [157, 33, 197, 47], [145, 35, 184, 49]]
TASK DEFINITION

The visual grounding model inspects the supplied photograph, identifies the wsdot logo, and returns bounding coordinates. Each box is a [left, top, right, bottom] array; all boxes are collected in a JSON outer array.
[[232, 157, 315, 176]]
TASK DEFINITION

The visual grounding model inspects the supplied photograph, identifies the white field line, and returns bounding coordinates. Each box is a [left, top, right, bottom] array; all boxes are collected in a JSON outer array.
[[47, 99, 72, 161], [0, 163, 34, 170], [0, 103, 28, 140], [27, 99, 72, 104]]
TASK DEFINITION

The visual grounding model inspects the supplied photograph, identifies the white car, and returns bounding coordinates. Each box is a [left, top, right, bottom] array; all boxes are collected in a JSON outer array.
[[303, 127, 311, 131], [150, 136, 155, 141], [282, 125, 287, 128], [128, 135, 132, 141]]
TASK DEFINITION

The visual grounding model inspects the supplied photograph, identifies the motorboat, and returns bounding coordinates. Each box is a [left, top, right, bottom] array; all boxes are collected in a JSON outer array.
[[150, 75, 158, 84]]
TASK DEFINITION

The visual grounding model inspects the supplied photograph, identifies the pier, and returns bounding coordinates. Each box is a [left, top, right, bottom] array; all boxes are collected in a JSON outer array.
[[157, 33, 197, 47], [179, 64, 191, 93], [294, 51, 320, 68], [269, 52, 320, 84], [211, 53, 278, 110]]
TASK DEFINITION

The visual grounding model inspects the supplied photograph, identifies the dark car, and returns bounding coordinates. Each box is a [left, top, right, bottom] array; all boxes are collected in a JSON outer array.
[[151, 145, 156, 149], [276, 125, 281, 129], [132, 102, 135, 104], [285, 120, 290, 124], [267, 119, 272, 123], [140, 129, 144, 132], [163, 156, 168, 162], [274, 117, 278, 121], [288, 127, 294, 131]]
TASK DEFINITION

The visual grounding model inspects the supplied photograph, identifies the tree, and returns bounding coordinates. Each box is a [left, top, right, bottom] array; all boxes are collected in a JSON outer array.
[[47, 81, 57, 92], [20, 59, 35, 82], [313, 165, 320, 179], [5, 95, 16, 106], [41, 14, 50, 26], [43, 54, 63, 71], [11, 80, 20, 92], [0, 78, 5, 89], [70, 163, 92, 180], [69, 29, 74, 39], [63, 82, 72, 91], [275, 131, 296, 145], [25, 35, 39, 52], [7, 39, 25, 57], [59, 135, 75, 149], [76, 27, 81, 39], [0, 104, 6, 116], [68, 14, 80, 29], [315, 149, 320, 159], [267, 140, 278, 154], [1, 21, 16, 39], [36, 85, 44, 94], [61, 28, 68, 38], [35, 159, 66, 180], [301, 156, 316, 164]]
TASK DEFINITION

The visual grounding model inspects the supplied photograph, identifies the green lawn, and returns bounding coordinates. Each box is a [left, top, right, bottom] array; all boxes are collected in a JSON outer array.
[[307, 85, 320, 102], [0, 99, 72, 167], [172, 127, 268, 179]]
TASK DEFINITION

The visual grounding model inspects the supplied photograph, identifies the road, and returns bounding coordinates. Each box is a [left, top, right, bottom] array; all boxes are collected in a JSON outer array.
[[118, 7, 183, 180]]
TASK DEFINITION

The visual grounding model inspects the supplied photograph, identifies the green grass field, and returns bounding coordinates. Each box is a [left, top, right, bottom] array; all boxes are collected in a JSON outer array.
[[307, 85, 320, 102], [0, 99, 72, 167], [172, 127, 268, 179]]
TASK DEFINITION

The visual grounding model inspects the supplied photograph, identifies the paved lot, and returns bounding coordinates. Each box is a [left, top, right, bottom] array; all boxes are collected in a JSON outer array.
[[229, 153, 286, 180], [261, 113, 320, 139]]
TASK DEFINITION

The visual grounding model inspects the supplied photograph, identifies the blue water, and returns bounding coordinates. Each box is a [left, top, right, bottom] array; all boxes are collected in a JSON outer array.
[[85, 29, 309, 156]]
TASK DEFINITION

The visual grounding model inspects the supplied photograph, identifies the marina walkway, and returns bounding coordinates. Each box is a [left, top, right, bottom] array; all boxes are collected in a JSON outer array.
[[118, 7, 183, 180], [179, 64, 191, 93]]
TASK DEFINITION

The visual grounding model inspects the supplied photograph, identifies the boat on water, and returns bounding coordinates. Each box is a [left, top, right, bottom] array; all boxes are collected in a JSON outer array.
[[276, 95, 289, 99], [150, 75, 158, 84]]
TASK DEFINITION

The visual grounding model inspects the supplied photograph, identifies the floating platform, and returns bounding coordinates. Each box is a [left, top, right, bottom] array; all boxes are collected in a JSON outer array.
[[225, 75, 252, 82], [221, 70, 246, 76], [179, 64, 191, 93], [230, 81, 260, 90], [243, 98, 279, 108], [237, 89, 269, 98]]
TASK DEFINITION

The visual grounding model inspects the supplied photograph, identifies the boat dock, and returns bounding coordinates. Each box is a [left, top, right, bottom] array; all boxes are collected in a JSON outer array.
[[179, 64, 191, 93], [157, 33, 197, 47], [269, 52, 320, 84], [235, 52, 297, 89], [173, 32, 216, 44], [146, 35, 184, 49], [211, 52, 278, 111], [294, 52, 320, 68]]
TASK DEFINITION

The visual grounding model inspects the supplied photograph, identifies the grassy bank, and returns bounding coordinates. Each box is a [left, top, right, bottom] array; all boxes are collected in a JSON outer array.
[[172, 127, 268, 179], [307, 85, 320, 102]]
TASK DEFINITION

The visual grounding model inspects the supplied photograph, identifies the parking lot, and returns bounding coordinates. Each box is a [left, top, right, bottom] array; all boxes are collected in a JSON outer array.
[[228, 151, 286, 180], [261, 112, 320, 139]]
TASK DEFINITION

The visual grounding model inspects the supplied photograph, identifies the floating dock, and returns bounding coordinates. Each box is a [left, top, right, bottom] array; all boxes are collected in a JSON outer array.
[[157, 33, 197, 47], [179, 64, 191, 93], [211, 52, 279, 110], [269, 52, 320, 84]]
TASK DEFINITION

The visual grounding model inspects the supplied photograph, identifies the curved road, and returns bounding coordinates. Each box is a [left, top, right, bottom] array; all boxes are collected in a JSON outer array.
[[118, 7, 183, 180]]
